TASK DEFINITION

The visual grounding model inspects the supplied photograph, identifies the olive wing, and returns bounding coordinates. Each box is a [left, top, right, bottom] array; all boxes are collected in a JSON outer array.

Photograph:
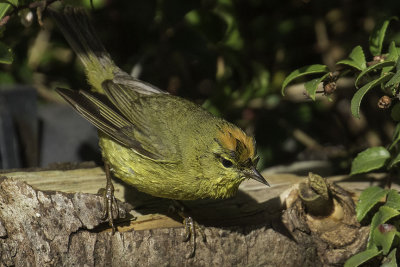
[[56, 87, 178, 162]]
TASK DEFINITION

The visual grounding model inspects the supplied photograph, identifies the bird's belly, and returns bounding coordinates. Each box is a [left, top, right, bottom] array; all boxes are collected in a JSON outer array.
[[99, 136, 207, 200]]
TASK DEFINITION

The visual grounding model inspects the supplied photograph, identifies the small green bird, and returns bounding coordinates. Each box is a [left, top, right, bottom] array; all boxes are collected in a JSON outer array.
[[50, 7, 269, 255]]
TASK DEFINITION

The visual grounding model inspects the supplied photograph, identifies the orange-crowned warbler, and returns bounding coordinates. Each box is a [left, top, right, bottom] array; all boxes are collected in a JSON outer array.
[[50, 7, 269, 256]]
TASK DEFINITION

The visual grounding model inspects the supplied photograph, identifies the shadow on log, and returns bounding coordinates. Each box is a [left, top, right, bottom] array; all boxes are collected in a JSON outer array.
[[0, 164, 390, 266]]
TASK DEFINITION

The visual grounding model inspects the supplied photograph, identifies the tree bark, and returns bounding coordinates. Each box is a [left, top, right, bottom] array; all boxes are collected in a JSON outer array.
[[0, 164, 389, 266]]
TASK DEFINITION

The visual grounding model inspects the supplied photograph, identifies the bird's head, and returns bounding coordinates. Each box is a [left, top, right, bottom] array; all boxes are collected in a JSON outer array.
[[197, 123, 269, 199]]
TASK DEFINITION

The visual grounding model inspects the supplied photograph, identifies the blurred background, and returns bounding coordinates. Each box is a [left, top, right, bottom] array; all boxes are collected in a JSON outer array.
[[1, 0, 400, 174]]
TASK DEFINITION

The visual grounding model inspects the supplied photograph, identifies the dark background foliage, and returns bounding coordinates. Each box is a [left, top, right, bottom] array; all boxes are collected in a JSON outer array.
[[2, 0, 400, 171]]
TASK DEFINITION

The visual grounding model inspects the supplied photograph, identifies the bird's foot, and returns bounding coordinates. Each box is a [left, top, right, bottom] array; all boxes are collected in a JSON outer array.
[[171, 201, 206, 258], [182, 215, 206, 258], [100, 162, 119, 234]]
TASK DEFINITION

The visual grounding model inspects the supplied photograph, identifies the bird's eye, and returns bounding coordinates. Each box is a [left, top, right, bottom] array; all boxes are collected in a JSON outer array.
[[222, 158, 233, 168]]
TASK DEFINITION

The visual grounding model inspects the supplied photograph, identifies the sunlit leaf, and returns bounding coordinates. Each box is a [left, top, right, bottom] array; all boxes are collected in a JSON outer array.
[[351, 147, 390, 175], [336, 59, 361, 71], [336, 46, 366, 71], [304, 73, 329, 101], [356, 186, 389, 222], [344, 248, 381, 267], [381, 248, 397, 267], [385, 190, 400, 210], [281, 64, 329, 95], [373, 224, 397, 255], [368, 206, 400, 249], [351, 73, 393, 118]]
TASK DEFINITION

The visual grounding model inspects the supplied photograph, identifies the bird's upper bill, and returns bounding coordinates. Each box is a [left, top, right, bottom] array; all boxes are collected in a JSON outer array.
[[244, 166, 270, 186]]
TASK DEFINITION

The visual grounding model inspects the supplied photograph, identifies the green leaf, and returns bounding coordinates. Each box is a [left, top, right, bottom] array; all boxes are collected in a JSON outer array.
[[0, 3, 10, 20], [381, 248, 397, 267], [396, 56, 400, 70], [370, 206, 400, 234], [355, 61, 395, 88], [381, 42, 399, 82], [304, 73, 330, 101], [385, 190, 400, 210], [385, 47, 400, 88], [344, 248, 381, 267], [336, 59, 362, 71], [281, 64, 329, 95], [351, 74, 393, 118], [389, 122, 400, 150], [368, 206, 400, 249], [0, 0, 16, 19], [351, 147, 391, 175], [385, 65, 400, 95], [385, 71, 400, 88], [391, 103, 400, 122], [336, 46, 366, 71], [391, 122, 400, 144], [356, 186, 389, 222], [387, 42, 400, 62], [388, 151, 400, 169], [0, 42, 12, 64], [373, 224, 397, 254], [369, 17, 399, 56]]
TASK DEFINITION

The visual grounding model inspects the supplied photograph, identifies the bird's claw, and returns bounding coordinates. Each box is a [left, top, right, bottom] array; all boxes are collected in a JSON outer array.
[[183, 216, 206, 258], [101, 162, 119, 234], [170, 200, 206, 258]]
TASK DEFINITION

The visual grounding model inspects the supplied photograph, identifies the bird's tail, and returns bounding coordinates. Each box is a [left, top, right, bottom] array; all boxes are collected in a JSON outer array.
[[49, 7, 117, 93]]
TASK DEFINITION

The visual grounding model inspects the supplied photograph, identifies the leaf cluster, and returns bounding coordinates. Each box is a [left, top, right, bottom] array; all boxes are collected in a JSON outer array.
[[345, 187, 400, 267], [0, 0, 19, 64], [282, 16, 400, 266], [282, 17, 400, 119]]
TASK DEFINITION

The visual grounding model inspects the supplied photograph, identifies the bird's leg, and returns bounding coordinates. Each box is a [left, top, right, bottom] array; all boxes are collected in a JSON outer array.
[[171, 200, 206, 258], [101, 161, 119, 234]]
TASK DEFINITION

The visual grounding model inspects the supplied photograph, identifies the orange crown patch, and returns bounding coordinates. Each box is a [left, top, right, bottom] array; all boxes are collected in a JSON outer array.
[[216, 125, 255, 162]]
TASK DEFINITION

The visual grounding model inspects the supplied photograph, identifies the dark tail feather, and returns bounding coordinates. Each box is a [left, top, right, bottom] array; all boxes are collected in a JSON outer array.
[[49, 7, 116, 92]]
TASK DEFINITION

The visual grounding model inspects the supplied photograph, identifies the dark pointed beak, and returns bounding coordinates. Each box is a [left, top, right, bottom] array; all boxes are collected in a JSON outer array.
[[246, 167, 270, 186]]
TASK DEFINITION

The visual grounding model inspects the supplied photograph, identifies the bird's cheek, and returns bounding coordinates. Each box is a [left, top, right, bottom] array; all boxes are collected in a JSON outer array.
[[214, 177, 224, 185], [229, 170, 242, 182]]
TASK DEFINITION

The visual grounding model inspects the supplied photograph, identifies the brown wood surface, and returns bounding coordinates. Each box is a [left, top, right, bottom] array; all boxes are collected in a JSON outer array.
[[0, 164, 394, 266]]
